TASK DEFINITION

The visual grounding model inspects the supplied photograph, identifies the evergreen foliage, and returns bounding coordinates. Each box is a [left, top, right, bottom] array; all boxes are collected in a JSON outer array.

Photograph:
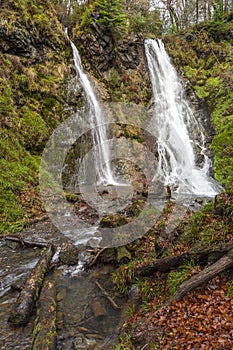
[[95, 0, 126, 30], [127, 2, 162, 36]]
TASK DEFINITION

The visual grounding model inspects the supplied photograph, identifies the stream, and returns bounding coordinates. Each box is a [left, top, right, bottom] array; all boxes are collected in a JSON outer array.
[[0, 37, 222, 349], [0, 220, 129, 350], [0, 193, 215, 350]]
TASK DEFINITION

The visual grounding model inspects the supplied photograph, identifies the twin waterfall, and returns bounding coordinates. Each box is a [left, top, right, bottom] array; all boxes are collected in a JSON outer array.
[[71, 39, 219, 196], [71, 41, 116, 185]]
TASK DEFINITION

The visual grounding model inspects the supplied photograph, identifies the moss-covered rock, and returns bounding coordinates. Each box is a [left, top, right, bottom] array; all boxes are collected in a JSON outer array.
[[0, 0, 72, 233], [99, 213, 128, 228]]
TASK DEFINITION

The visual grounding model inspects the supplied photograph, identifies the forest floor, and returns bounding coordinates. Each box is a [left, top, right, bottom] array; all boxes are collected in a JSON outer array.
[[113, 195, 233, 349]]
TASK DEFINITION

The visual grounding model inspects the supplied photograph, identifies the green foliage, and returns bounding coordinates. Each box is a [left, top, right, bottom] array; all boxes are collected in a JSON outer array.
[[95, 0, 127, 35], [137, 278, 163, 303], [115, 334, 132, 350], [208, 20, 232, 41], [167, 260, 195, 296], [112, 261, 137, 294], [79, 4, 94, 28], [212, 0, 225, 22], [128, 3, 163, 37]]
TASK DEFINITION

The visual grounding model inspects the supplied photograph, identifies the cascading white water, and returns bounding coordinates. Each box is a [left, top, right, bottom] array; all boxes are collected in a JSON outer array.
[[145, 39, 219, 196], [71, 41, 116, 185]]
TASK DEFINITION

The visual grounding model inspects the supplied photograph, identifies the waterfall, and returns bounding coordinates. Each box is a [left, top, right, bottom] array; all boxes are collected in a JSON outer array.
[[70, 41, 116, 185], [145, 39, 219, 196]]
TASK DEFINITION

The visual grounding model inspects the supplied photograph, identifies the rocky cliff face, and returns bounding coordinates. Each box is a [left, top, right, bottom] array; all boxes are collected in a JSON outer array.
[[1, 0, 232, 234], [0, 0, 68, 61], [74, 21, 219, 173], [74, 22, 151, 105]]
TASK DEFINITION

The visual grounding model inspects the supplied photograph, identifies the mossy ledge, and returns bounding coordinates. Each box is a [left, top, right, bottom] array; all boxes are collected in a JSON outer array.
[[0, 0, 72, 233]]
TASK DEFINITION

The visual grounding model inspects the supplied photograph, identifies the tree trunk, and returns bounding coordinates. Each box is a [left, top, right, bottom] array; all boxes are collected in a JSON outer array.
[[170, 248, 233, 302], [196, 0, 199, 24], [8, 245, 54, 326], [134, 243, 233, 278], [32, 280, 57, 350], [5, 234, 51, 249]]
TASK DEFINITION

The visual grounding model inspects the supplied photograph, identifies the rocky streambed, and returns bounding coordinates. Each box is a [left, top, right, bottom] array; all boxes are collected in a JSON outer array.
[[0, 219, 132, 350], [0, 190, 211, 350]]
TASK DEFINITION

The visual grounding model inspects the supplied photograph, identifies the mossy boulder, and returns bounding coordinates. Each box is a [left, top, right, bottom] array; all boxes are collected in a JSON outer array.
[[99, 214, 128, 228]]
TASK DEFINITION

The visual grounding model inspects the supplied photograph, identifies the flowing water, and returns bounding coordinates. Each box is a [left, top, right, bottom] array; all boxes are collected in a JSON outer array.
[[145, 39, 220, 196], [70, 42, 116, 185], [0, 221, 126, 350], [0, 38, 224, 349]]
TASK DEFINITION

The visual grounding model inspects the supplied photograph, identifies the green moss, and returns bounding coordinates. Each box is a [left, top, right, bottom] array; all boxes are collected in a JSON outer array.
[[211, 116, 233, 189], [0, 0, 70, 234], [182, 199, 232, 246], [166, 20, 233, 195], [194, 85, 209, 99]]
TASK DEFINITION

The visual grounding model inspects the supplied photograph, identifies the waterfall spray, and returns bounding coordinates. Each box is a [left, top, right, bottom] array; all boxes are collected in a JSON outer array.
[[70, 41, 116, 185], [145, 39, 219, 196]]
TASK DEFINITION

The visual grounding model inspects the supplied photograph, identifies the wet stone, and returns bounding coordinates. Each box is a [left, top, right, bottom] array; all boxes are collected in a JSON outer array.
[[195, 197, 204, 204], [59, 244, 79, 265], [73, 337, 96, 350]]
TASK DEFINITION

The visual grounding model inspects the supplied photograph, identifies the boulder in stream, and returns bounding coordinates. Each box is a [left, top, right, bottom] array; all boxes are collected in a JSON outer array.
[[59, 243, 79, 265]]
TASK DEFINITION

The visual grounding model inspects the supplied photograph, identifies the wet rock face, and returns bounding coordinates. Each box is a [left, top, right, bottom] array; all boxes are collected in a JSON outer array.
[[0, 21, 65, 62], [116, 36, 142, 70], [181, 76, 215, 171], [77, 23, 115, 72], [0, 23, 35, 57], [76, 23, 146, 74], [0, 3, 67, 63]]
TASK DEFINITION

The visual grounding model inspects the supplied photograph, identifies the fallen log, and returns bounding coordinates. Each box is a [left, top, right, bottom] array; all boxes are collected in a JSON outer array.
[[170, 247, 233, 302], [32, 280, 57, 350], [4, 234, 51, 249], [8, 245, 54, 326], [134, 243, 233, 278]]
